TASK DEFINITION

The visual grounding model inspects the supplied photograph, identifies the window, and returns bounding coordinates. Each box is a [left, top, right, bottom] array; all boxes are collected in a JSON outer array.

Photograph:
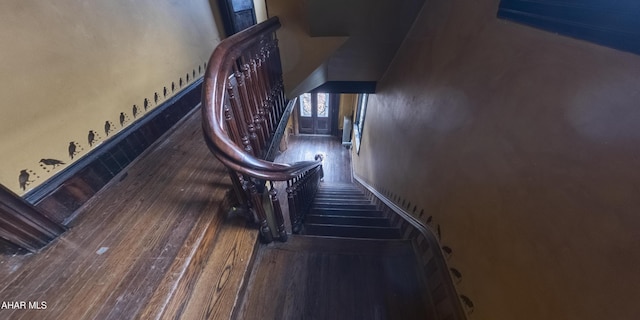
[[498, 0, 640, 55], [298, 93, 332, 135], [353, 94, 368, 154]]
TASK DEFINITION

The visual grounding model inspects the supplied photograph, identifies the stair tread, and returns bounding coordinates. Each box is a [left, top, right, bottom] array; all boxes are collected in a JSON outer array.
[[311, 209, 385, 217], [303, 224, 402, 239], [305, 215, 391, 227]]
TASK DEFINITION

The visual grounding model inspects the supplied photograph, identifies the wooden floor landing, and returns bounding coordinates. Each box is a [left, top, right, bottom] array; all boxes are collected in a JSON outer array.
[[275, 135, 352, 183], [235, 235, 431, 320], [0, 109, 258, 320]]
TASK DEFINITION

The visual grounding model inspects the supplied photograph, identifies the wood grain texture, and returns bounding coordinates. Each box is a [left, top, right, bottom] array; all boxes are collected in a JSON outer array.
[[274, 135, 352, 183], [0, 110, 257, 320], [236, 235, 431, 320], [27, 80, 203, 225]]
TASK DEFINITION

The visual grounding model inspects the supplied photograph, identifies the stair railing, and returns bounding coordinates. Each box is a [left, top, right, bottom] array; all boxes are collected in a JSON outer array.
[[202, 17, 323, 243]]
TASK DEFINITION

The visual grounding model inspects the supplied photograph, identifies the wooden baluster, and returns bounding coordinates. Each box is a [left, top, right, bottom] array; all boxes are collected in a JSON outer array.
[[242, 60, 267, 153], [268, 181, 287, 241], [264, 38, 281, 119], [228, 169, 256, 221], [246, 59, 268, 154], [255, 43, 276, 135], [245, 178, 273, 243], [287, 180, 301, 234], [271, 36, 287, 117], [256, 54, 274, 135], [227, 77, 255, 155], [223, 101, 242, 149], [233, 64, 261, 154]]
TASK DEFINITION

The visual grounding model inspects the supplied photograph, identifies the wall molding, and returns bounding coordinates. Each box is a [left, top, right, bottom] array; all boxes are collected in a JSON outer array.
[[353, 174, 469, 320], [24, 79, 204, 225]]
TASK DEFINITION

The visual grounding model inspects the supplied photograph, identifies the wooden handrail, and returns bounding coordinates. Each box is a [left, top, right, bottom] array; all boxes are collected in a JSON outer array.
[[202, 17, 322, 242]]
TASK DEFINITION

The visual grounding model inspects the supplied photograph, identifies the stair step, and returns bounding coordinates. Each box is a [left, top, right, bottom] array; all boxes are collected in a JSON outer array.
[[317, 188, 361, 193], [303, 224, 402, 239], [313, 195, 368, 201], [312, 203, 377, 210], [318, 183, 359, 189], [305, 215, 391, 227], [311, 208, 385, 217], [315, 192, 365, 197], [313, 199, 372, 206]]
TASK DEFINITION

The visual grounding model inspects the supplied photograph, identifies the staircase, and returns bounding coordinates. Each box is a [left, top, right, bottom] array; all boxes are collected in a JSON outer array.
[[303, 182, 403, 239], [235, 182, 431, 319]]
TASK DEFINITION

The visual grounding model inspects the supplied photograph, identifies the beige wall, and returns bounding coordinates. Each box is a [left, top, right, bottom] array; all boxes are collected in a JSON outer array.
[[265, 0, 347, 97], [338, 94, 357, 130], [0, 0, 220, 195], [352, 0, 640, 319]]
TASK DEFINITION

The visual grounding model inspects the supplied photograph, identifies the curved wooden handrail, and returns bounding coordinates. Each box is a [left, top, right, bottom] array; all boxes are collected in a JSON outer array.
[[202, 17, 321, 181], [201, 17, 323, 242]]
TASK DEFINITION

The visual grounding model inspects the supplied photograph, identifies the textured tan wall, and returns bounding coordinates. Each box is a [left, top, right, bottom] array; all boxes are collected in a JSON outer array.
[[0, 0, 220, 195], [338, 94, 356, 130], [352, 0, 640, 319], [266, 0, 347, 96]]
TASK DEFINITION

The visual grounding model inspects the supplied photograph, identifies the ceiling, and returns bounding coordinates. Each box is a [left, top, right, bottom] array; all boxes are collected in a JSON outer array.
[[267, 0, 425, 96]]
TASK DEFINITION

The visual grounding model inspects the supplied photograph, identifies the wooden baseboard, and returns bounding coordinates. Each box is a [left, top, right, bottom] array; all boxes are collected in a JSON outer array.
[[352, 175, 468, 320], [25, 80, 204, 225]]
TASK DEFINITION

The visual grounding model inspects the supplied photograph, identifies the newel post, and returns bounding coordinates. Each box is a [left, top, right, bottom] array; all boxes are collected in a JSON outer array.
[[268, 182, 287, 241]]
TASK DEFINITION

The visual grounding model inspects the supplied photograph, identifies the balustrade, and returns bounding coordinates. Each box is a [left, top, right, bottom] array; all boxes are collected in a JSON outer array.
[[202, 17, 322, 242]]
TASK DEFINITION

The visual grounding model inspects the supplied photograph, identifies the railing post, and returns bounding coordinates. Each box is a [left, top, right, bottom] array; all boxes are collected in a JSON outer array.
[[203, 17, 327, 244], [226, 80, 255, 155], [245, 178, 273, 243], [287, 180, 302, 234], [268, 181, 287, 241]]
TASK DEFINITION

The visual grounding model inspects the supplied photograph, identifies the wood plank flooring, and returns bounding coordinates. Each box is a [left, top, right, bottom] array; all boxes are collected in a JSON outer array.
[[0, 109, 258, 320], [235, 235, 432, 320], [275, 135, 352, 183]]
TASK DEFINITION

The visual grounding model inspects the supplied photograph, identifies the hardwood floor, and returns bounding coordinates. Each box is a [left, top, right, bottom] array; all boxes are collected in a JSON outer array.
[[274, 135, 352, 183], [0, 109, 258, 320], [0, 122, 430, 320], [235, 235, 431, 320]]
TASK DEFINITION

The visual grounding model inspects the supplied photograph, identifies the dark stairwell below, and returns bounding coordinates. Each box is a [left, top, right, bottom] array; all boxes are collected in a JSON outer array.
[[234, 136, 434, 319]]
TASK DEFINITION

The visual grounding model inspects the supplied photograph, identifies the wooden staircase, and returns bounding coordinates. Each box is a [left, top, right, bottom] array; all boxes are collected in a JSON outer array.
[[235, 182, 431, 319], [303, 183, 403, 239]]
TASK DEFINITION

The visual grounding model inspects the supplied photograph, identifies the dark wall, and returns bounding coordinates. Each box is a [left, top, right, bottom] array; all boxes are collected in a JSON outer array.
[[352, 0, 640, 319]]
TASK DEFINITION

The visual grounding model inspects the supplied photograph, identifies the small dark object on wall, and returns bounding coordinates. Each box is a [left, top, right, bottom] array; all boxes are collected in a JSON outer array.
[[460, 295, 474, 313], [179, 78, 183, 87], [154, 92, 159, 104], [88, 130, 95, 146], [19, 170, 30, 190], [192, 69, 196, 78], [172, 82, 176, 92], [186, 73, 190, 82], [120, 112, 126, 127], [144, 98, 150, 111], [426, 215, 432, 224], [132, 105, 138, 119], [199, 65, 202, 74], [68, 142, 77, 159], [437, 224, 441, 240], [40, 159, 65, 169], [105, 121, 111, 136], [163, 86, 168, 97], [450, 267, 462, 282], [442, 245, 452, 255]]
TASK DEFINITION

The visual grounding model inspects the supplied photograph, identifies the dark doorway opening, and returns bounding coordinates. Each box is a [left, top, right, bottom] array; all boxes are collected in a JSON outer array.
[[218, 0, 257, 36], [298, 93, 332, 135]]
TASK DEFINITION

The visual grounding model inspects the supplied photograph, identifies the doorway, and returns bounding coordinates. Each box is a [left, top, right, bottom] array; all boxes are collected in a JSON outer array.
[[298, 93, 331, 135]]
